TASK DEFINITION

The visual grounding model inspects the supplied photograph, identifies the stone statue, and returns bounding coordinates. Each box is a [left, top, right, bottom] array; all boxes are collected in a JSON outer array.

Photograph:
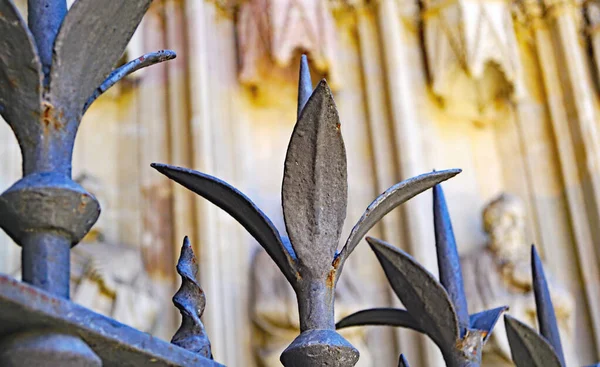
[[460, 193, 574, 366], [250, 246, 373, 367], [12, 173, 162, 333], [70, 173, 161, 333]]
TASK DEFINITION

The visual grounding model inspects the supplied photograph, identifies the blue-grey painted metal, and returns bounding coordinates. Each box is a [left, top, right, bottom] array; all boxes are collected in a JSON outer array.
[[153, 56, 461, 366], [504, 246, 599, 367], [337, 184, 508, 367], [1, 0, 597, 364], [0, 0, 212, 365], [172, 237, 213, 359]]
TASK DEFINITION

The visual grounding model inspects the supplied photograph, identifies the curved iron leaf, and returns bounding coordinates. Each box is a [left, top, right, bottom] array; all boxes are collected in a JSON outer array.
[[399, 354, 410, 367], [469, 306, 508, 343], [336, 308, 424, 334], [151, 163, 298, 284], [366, 237, 459, 348], [50, 0, 153, 122], [282, 80, 347, 278], [531, 245, 565, 365], [504, 315, 562, 367], [335, 169, 461, 276], [0, 0, 43, 140], [83, 50, 177, 113]]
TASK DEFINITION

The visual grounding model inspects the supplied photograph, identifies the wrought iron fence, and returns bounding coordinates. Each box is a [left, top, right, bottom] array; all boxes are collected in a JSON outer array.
[[0, 0, 596, 366]]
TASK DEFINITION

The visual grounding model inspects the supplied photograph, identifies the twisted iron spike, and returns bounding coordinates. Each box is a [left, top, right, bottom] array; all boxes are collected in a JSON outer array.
[[171, 237, 212, 359], [297, 54, 313, 118], [399, 354, 410, 367], [28, 0, 67, 81], [531, 245, 565, 366], [433, 184, 470, 334]]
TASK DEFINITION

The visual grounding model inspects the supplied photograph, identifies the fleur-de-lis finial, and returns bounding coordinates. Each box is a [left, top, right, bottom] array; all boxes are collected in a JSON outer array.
[[152, 55, 460, 366], [171, 237, 212, 359], [338, 183, 507, 367]]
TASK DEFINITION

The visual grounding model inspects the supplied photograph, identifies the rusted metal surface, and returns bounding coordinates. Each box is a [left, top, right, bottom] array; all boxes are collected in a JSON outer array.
[[171, 237, 213, 359], [154, 55, 460, 366], [0, 274, 220, 367]]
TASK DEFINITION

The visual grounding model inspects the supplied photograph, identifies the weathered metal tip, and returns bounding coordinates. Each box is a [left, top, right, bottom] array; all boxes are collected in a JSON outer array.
[[83, 49, 178, 113], [398, 354, 410, 367], [171, 237, 212, 358], [433, 184, 470, 333], [531, 245, 565, 366], [297, 54, 313, 118], [504, 314, 563, 367], [469, 306, 509, 343]]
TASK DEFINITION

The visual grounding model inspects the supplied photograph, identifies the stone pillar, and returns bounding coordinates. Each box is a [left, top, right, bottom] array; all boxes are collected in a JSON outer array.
[[375, 0, 444, 365], [525, 0, 600, 356]]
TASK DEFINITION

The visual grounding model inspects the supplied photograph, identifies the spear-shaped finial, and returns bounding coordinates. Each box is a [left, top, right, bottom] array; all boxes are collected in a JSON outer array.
[[398, 354, 410, 367], [171, 237, 212, 359], [531, 245, 565, 365], [433, 184, 470, 334], [297, 54, 313, 118]]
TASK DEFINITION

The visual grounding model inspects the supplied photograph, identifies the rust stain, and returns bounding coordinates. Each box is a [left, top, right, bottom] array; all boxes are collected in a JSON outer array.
[[335, 122, 341, 131], [41, 101, 64, 131], [78, 197, 87, 214], [8, 77, 17, 88], [326, 268, 336, 287], [332, 255, 341, 269]]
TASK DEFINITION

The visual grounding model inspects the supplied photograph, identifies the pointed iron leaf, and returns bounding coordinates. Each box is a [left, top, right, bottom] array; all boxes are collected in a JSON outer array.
[[335, 169, 461, 276], [151, 163, 298, 284], [297, 54, 313, 118], [282, 80, 347, 278], [469, 306, 508, 343], [531, 245, 565, 365], [399, 354, 410, 367], [50, 0, 153, 122], [433, 184, 469, 333], [336, 308, 424, 334], [367, 237, 459, 348], [504, 315, 562, 367], [0, 0, 43, 142]]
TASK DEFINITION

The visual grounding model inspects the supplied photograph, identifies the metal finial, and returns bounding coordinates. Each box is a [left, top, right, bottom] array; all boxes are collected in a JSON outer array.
[[297, 54, 313, 118], [398, 354, 410, 367], [171, 237, 212, 359], [433, 184, 470, 334], [531, 245, 565, 365]]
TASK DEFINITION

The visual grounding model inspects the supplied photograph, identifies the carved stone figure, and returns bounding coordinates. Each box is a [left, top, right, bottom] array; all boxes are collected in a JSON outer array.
[[422, 0, 525, 108], [235, 0, 340, 89], [71, 174, 161, 333], [460, 193, 574, 366], [250, 246, 372, 367]]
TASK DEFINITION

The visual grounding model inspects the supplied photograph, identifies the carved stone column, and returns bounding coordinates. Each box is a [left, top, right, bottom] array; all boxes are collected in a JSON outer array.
[[375, 0, 444, 365], [524, 0, 600, 356]]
